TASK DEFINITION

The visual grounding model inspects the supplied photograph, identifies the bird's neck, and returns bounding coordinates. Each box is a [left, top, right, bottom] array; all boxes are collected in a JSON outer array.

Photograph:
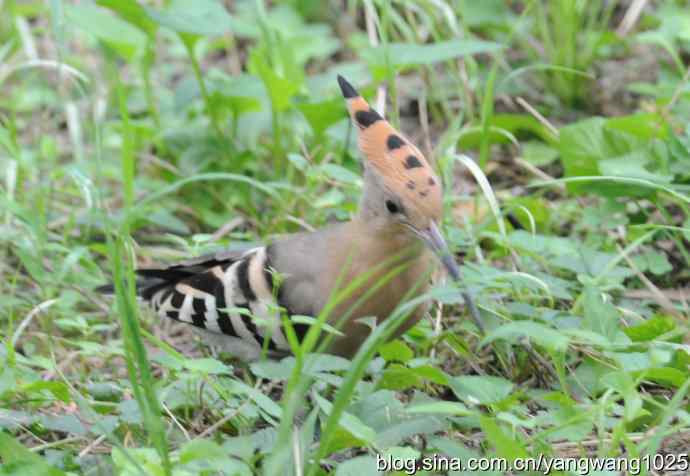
[[348, 217, 424, 262]]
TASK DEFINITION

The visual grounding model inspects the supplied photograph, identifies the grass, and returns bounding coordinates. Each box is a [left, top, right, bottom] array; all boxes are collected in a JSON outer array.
[[2, 1, 690, 475]]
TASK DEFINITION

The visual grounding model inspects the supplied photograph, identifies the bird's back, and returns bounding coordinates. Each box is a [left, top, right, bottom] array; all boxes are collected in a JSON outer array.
[[130, 220, 433, 360]]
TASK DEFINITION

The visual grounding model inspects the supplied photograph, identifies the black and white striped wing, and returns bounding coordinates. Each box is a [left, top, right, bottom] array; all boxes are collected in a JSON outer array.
[[147, 247, 291, 360]]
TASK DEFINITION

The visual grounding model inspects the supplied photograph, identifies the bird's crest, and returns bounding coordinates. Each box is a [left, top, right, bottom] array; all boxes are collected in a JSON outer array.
[[337, 75, 442, 218]]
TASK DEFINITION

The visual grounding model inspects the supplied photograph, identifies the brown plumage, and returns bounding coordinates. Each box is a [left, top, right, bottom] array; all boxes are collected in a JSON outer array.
[[99, 75, 475, 361]]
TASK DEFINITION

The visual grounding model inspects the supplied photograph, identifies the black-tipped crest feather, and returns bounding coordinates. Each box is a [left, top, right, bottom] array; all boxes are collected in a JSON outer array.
[[337, 74, 358, 98]]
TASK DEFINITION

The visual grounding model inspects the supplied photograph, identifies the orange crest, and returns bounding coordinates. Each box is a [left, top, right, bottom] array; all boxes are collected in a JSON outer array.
[[337, 75, 442, 221]]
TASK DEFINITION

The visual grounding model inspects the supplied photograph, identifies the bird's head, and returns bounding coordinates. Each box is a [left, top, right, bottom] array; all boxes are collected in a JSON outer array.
[[337, 75, 460, 279]]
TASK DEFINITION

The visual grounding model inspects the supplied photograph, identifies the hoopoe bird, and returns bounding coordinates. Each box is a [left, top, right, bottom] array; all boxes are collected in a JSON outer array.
[[102, 76, 478, 361]]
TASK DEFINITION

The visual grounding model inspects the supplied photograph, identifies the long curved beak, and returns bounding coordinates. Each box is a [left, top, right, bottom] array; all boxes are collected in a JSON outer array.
[[417, 221, 460, 280], [417, 221, 485, 333]]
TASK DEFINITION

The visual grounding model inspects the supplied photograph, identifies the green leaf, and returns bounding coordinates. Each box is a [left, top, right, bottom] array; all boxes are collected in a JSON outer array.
[[207, 73, 264, 116], [479, 416, 529, 460], [226, 381, 282, 419], [146, 0, 232, 37], [40, 415, 87, 436], [481, 321, 569, 353], [313, 188, 344, 208], [313, 393, 375, 444], [297, 98, 345, 136], [179, 439, 226, 464], [449, 375, 514, 405], [0, 432, 67, 476], [582, 286, 620, 341], [333, 456, 381, 476], [319, 163, 362, 187], [521, 141, 559, 166], [363, 39, 503, 77], [65, 4, 147, 61], [601, 371, 645, 422], [631, 250, 673, 276], [290, 315, 344, 337], [251, 62, 300, 112], [21, 381, 70, 403], [643, 367, 688, 388], [559, 114, 670, 196], [376, 364, 422, 391], [183, 358, 232, 375], [599, 152, 672, 182], [97, 0, 157, 36], [409, 365, 450, 385], [624, 315, 676, 342], [429, 437, 490, 474], [406, 401, 471, 416], [379, 340, 414, 363]]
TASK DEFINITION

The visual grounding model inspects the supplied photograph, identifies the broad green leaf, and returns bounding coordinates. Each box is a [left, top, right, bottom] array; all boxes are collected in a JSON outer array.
[[363, 39, 503, 78], [379, 340, 414, 363], [459, 114, 555, 149], [65, 4, 146, 61], [406, 401, 471, 416], [226, 381, 282, 419], [559, 117, 606, 192], [179, 439, 226, 464], [601, 371, 645, 422], [599, 152, 672, 182], [146, 0, 232, 37], [97, 0, 157, 36], [624, 315, 676, 342], [479, 416, 529, 460], [582, 286, 620, 341], [0, 432, 67, 476], [183, 358, 231, 375], [319, 164, 362, 187], [461, 0, 517, 27], [559, 115, 670, 196], [40, 415, 87, 436], [481, 321, 569, 353], [207, 73, 264, 116], [521, 141, 559, 166], [21, 381, 70, 403], [377, 364, 422, 391], [505, 230, 578, 257], [429, 437, 491, 475], [374, 416, 445, 449], [313, 188, 344, 208], [606, 113, 668, 140], [409, 365, 450, 385], [313, 393, 375, 444], [250, 56, 300, 112], [334, 456, 381, 476], [298, 98, 345, 137], [449, 375, 514, 405], [642, 367, 688, 388], [631, 250, 673, 276]]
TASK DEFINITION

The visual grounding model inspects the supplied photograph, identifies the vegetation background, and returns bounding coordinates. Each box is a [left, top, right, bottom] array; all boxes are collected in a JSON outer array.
[[1, 0, 690, 474]]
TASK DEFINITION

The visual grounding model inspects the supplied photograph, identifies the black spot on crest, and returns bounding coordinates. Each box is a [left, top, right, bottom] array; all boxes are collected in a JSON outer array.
[[387, 134, 404, 150], [428, 177, 436, 186], [404, 155, 422, 169], [355, 109, 382, 128]]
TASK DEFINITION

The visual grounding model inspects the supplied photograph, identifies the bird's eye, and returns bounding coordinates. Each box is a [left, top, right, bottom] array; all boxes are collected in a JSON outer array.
[[385, 200, 399, 214]]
